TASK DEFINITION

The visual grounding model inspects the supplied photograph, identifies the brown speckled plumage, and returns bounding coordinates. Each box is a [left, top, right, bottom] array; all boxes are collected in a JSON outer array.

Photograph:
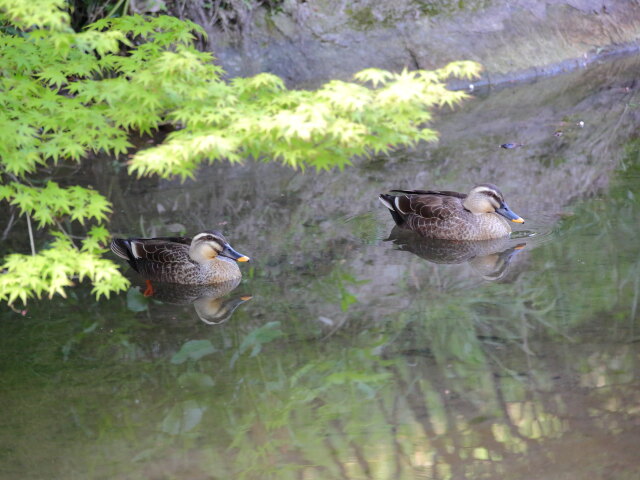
[[380, 184, 524, 241], [110, 231, 249, 285]]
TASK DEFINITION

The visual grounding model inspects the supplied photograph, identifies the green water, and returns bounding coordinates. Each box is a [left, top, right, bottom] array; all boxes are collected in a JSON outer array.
[[2, 56, 640, 479]]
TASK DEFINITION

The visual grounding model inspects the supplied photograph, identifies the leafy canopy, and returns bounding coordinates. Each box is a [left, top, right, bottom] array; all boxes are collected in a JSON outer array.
[[0, 0, 480, 304]]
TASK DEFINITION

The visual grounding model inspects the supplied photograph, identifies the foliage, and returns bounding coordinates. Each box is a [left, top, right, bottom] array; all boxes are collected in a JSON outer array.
[[0, 0, 480, 304], [0, 229, 128, 304], [0, 181, 111, 227]]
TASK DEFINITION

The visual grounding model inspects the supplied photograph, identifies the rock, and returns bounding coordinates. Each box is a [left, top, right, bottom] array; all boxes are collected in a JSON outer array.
[[178, 0, 640, 87]]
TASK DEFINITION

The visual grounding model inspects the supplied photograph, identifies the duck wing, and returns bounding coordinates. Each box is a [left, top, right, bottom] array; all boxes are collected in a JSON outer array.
[[390, 191, 466, 220], [390, 189, 467, 199], [148, 235, 192, 244], [111, 237, 193, 272]]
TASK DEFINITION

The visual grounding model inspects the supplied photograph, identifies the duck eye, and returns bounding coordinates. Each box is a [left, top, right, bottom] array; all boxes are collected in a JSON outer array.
[[485, 193, 502, 207]]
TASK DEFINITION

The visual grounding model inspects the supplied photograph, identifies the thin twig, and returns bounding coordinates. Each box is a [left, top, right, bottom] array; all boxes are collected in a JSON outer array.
[[55, 220, 78, 249], [1, 208, 16, 241], [26, 214, 36, 256]]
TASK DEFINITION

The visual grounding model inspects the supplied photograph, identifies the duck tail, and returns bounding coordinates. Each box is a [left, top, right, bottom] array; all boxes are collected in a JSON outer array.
[[379, 194, 405, 226], [110, 238, 132, 260], [111, 238, 143, 273]]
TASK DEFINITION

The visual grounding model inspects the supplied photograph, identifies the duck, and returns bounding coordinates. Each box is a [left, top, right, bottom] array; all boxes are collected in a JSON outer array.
[[379, 184, 524, 241], [110, 230, 250, 287]]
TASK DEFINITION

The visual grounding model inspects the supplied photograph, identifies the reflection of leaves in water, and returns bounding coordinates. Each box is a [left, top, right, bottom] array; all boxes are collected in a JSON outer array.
[[225, 343, 395, 471], [178, 372, 215, 389], [230, 321, 284, 367], [61, 321, 99, 361], [161, 400, 207, 435], [126, 287, 150, 312], [313, 268, 368, 312], [343, 211, 383, 244], [171, 339, 216, 364]]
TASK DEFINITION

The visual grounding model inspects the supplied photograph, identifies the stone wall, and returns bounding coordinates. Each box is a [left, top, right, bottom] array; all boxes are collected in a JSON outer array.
[[185, 0, 640, 86]]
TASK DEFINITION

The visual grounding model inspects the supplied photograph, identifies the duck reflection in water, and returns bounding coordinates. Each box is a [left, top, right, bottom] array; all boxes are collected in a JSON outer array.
[[140, 279, 252, 325], [386, 226, 526, 281]]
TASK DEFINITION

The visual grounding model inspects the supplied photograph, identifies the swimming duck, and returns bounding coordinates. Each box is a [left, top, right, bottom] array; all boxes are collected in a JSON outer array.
[[379, 184, 524, 241], [110, 230, 249, 286]]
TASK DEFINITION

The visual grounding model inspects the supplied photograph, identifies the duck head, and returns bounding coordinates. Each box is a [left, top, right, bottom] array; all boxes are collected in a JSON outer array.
[[463, 184, 524, 223], [189, 231, 250, 264]]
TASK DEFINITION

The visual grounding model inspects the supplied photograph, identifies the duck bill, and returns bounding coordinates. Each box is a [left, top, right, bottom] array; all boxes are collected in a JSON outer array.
[[496, 203, 525, 223], [221, 245, 250, 262]]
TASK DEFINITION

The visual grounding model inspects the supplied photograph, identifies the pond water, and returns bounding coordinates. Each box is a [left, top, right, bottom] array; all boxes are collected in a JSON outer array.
[[2, 55, 640, 479]]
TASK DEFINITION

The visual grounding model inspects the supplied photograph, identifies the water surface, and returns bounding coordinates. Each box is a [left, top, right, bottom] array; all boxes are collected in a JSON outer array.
[[1, 55, 640, 479]]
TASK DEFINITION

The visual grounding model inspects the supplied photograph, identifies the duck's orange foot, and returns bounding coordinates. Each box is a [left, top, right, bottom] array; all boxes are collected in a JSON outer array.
[[143, 280, 155, 297]]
